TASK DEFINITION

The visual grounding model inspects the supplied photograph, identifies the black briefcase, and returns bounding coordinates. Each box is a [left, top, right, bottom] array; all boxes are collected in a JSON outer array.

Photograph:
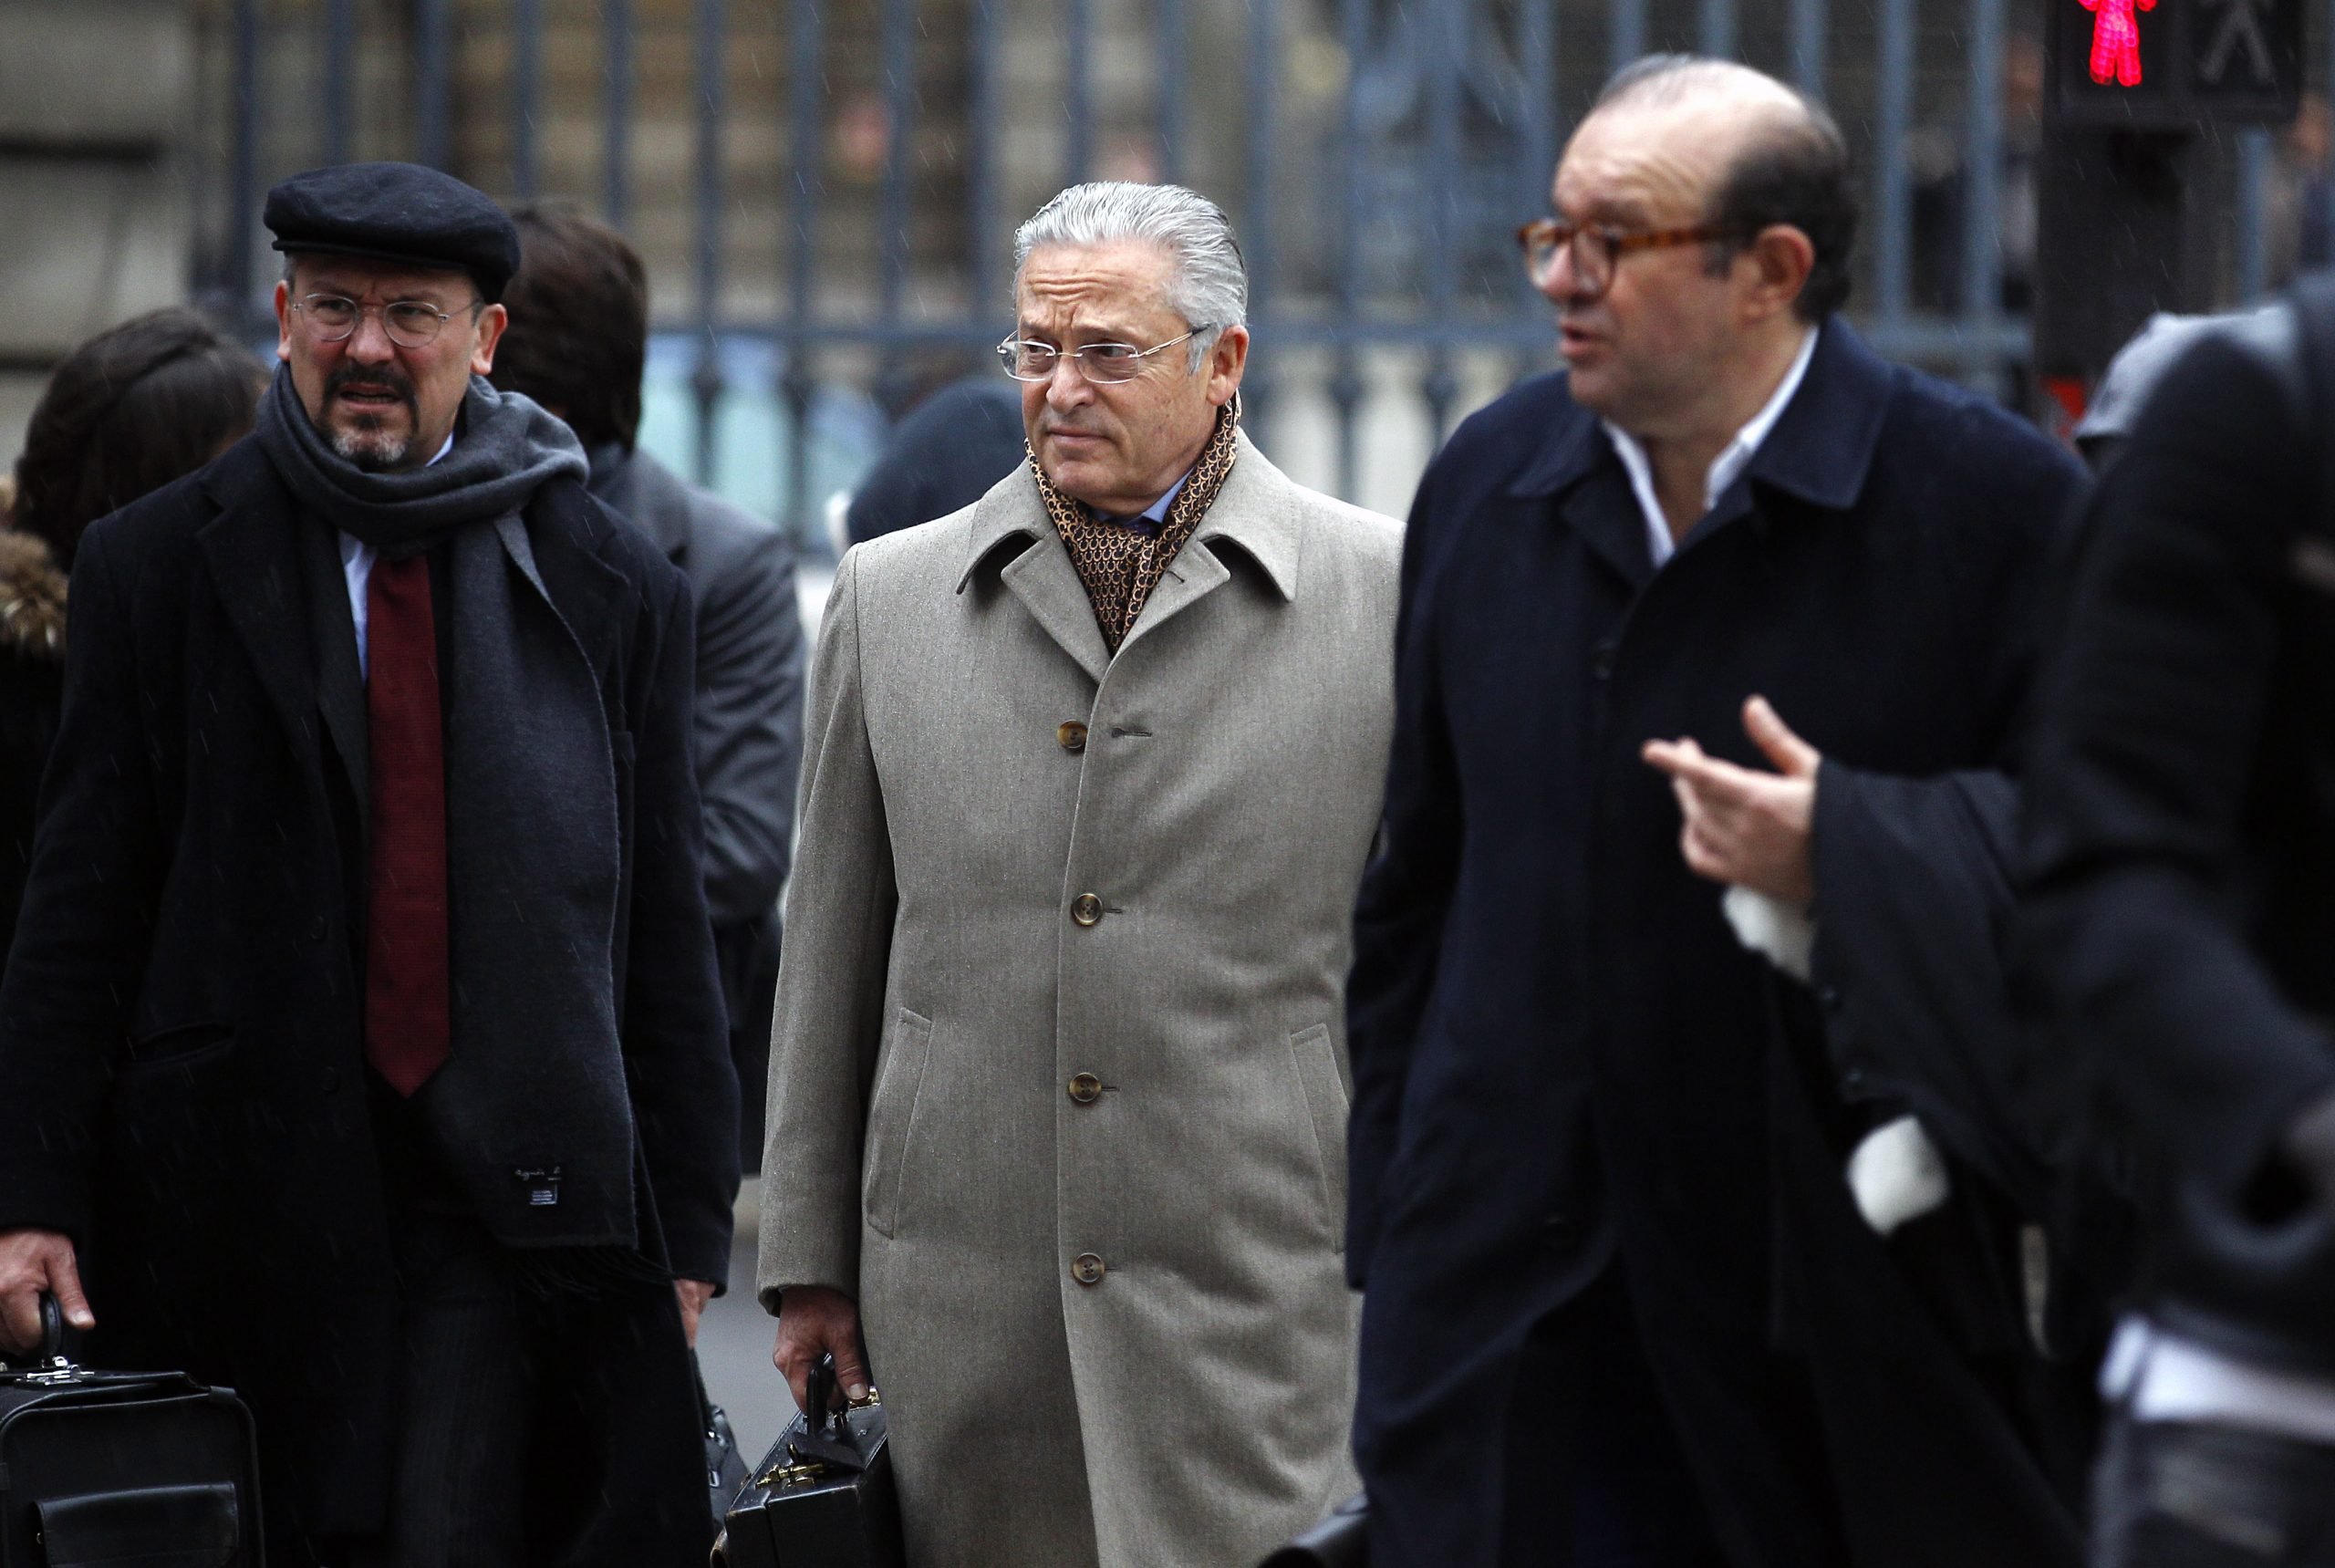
[[1260, 1491, 1368, 1568], [713, 1354, 902, 1568], [0, 1296, 265, 1567]]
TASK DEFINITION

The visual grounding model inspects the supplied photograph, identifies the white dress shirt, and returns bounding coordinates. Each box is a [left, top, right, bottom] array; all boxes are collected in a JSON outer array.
[[2104, 1316, 2335, 1444], [1605, 327, 1819, 570], [338, 431, 454, 679]]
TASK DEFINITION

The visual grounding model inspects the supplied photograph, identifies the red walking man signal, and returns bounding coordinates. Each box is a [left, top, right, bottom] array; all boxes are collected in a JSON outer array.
[[2082, 0, 2157, 86]]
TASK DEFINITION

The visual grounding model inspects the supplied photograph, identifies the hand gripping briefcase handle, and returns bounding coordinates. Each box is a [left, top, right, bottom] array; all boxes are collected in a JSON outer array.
[[714, 1353, 904, 1568]]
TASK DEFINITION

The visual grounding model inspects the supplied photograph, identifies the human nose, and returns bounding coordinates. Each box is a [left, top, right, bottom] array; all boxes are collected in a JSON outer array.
[[1044, 354, 1092, 410], [344, 304, 399, 360]]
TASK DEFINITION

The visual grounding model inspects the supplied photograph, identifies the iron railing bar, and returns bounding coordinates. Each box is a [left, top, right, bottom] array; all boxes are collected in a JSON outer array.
[[879, 0, 914, 324], [692, 0, 727, 485], [230, 0, 261, 317], [970, 0, 1000, 314], [415, 0, 450, 169], [1959, 0, 2006, 392], [782, 0, 825, 537], [1790, 0, 1827, 90], [1066, 0, 1093, 183], [1333, 0, 1368, 501], [1609, 0, 1645, 74], [1873, 0, 1915, 330], [605, 0, 634, 228], [325, 0, 354, 165], [1157, 0, 1187, 184], [2237, 127, 2272, 301], [1699, 0, 1737, 59], [1244, 0, 1277, 436], [514, 0, 543, 198]]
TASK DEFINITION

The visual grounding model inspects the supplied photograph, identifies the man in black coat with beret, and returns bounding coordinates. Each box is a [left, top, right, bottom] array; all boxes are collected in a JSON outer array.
[[0, 162, 737, 1565], [1348, 57, 2091, 1567]]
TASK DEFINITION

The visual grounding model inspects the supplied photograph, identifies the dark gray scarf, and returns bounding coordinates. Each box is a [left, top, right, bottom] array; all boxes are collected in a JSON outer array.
[[259, 369, 646, 1268]]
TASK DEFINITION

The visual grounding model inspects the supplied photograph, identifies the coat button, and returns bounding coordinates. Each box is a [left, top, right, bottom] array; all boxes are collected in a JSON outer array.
[[1057, 721, 1088, 753], [1590, 640, 1618, 681], [308, 915, 328, 944], [1071, 893, 1104, 928], [1068, 1073, 1103, 1105], [318, 1066, 342, 1095], [1071, 1252, 1106, 1286]]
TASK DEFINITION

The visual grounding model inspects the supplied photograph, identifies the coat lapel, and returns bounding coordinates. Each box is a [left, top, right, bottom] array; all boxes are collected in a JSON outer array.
[[1118, 431, 1302, 659], [197, 451, 327, 765], [1506, 404, 1655, 593], [295, 503, 369, 816], [959, 470, 1112, 685]]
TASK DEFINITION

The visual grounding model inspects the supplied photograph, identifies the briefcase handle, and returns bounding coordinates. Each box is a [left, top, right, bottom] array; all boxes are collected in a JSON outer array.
[[803, 1351, 839, 1433], [37, 1292, 64, 1361]]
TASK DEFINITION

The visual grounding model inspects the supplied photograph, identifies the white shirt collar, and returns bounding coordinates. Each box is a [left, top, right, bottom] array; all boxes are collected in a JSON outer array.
[[1603, 327, 1819, 570]]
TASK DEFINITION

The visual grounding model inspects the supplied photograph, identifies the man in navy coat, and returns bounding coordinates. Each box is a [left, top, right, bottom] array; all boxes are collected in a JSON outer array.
[[1347, 56, 2091, 1567]]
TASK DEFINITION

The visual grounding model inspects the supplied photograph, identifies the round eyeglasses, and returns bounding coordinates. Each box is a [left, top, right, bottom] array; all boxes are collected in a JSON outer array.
[[996, 326, 1214, 385], [1515, 219, 1749, 301], [290, 293, 480, 349]]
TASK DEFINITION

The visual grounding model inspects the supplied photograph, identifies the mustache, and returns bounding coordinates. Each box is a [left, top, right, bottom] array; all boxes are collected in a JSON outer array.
[[325, 363, 419, 418]]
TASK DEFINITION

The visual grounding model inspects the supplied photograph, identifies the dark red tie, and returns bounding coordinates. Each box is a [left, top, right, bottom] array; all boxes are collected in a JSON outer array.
[[364, 552, 451, 1096]]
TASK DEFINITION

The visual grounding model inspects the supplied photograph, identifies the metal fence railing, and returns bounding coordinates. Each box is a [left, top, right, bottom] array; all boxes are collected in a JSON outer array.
[[189, 0, 2321, 543]]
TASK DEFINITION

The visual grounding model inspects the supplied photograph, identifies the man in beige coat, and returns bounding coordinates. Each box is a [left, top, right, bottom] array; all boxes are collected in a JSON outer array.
[[759, 182, 1399, 1567]]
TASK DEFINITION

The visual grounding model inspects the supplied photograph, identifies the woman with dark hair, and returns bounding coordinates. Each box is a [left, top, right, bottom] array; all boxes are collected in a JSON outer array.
[[1, 307, 266, 973]]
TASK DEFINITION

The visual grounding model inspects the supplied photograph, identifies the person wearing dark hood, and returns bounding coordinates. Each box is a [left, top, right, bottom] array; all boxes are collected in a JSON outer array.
[[1, 309, 266, 979], [492, 204, 804, 1176], [0, 163, 737, 1566]]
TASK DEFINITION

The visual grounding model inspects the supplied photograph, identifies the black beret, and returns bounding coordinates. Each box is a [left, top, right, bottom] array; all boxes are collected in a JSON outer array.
[[265, 162, 522, 303]]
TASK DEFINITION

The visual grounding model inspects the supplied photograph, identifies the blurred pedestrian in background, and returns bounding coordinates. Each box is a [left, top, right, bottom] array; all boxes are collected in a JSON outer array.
[[0, 163, 736, 1565], [760, 181, 1398, 1567], [1, 307, 265, 980], [2018, 284, 2335, 1567], [493, 203, 805, 1175], [1348, 56, 2091, 1567], [842, 372, 1027, 546]]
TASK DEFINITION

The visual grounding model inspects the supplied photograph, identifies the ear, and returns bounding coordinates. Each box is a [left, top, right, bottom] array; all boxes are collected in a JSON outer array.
[[1204, 324, 1250, 408], [273, 279, 295, 365], [1738, 224, 1816, 324], [470, 302, 510, 376]]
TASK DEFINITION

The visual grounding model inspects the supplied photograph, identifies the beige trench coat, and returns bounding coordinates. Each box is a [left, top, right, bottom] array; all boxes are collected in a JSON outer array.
[[758, 434, 1399, 1568]]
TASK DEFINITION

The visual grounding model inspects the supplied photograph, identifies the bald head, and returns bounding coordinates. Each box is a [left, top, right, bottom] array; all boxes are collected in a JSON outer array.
[[1578, 54, 1857, 321]]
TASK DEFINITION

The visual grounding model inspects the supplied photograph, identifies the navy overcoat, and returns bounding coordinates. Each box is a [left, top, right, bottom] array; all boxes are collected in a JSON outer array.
[[1347, 320, 2092, 1566]]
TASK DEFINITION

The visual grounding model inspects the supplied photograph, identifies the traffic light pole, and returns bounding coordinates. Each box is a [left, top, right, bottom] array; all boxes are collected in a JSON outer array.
[[2030, 0, 2298, 421], [2032, 120, 2216, 405]]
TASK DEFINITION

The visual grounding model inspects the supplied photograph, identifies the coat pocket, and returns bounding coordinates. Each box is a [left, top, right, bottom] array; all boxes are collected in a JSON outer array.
[[1286, 1023, 1351, 1251], [121, 1022, 236, 1072], [862, 1007, 935, 1239]]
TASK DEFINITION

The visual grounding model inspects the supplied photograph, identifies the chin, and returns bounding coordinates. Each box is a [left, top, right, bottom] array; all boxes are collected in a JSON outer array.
[[330, 422, 414, 473]]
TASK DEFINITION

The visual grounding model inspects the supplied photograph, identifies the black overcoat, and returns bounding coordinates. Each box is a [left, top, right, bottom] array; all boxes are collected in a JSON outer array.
[[1347, 321, 2091, 1567], [0, 436, 738, 1539]]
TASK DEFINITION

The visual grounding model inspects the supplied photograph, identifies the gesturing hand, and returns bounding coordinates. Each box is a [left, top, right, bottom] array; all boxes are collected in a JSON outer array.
[[1641, 696, 1821, 904]]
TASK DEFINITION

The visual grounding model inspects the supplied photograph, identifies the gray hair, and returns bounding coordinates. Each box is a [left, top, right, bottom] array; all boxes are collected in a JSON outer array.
[[1012, 182, 1247, 369]]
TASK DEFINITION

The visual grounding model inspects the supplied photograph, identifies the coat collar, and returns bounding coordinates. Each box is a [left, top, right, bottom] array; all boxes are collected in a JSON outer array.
[[954, 429, 1302, 599], [954, 429, 1304, 680], [1502, 316, 1894, 514]]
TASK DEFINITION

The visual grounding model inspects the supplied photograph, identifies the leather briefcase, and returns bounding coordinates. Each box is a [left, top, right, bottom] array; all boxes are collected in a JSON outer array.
[[1259, 1491, 1368, 1568], [714, 1354, 902, 1568], [0, 1296, 265, 1568]]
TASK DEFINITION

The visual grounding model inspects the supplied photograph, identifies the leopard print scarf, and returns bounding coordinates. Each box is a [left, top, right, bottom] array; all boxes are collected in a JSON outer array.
[[1032, 400, 1240, 653]]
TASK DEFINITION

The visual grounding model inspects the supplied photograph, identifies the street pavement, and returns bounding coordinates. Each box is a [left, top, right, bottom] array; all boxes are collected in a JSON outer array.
[[699, 1190, 794, 1471]]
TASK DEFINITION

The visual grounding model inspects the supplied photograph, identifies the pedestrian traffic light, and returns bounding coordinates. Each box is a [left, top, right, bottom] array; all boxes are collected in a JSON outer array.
[[2050, 0, 2302, 126]]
